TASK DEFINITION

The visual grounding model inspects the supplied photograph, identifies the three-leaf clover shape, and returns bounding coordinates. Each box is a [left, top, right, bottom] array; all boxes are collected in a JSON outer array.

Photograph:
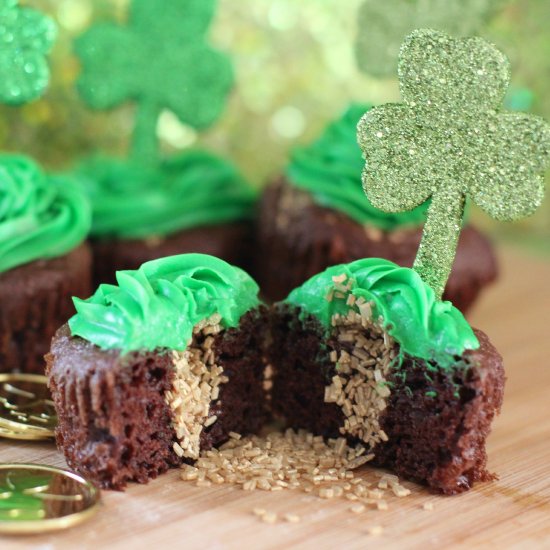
[[76, 0, 233, 164], [358, 29, 550, 299], [356, 0, 498, 78], [0, 0, 56, 105]]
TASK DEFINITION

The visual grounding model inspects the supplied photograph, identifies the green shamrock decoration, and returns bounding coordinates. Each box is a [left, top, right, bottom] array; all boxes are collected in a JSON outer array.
[[0, 0, 56, 105], [358, 29, 550, 299], [76, 0, 233, 164], [355, 0, 498, 78]]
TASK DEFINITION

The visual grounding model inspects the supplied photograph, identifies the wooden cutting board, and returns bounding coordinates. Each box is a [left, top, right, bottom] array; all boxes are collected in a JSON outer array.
[[1, 246, 549, 550]]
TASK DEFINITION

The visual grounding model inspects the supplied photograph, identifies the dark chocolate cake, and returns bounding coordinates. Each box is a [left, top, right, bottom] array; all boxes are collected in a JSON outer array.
[[46, 254, 267, 489], [254, 104, 498, 310]]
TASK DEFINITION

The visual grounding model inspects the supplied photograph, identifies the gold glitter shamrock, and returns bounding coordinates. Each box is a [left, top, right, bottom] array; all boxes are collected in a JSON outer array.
[[76, 0, 233, 164], [356, 0, 498, 78], [0, 0, 56, 105], [358, 29, 550, 299]]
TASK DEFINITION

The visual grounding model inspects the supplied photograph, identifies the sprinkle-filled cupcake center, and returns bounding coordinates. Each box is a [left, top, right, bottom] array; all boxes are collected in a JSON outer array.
[[166, 314, 229, 460], [325, 290, 398, 450]]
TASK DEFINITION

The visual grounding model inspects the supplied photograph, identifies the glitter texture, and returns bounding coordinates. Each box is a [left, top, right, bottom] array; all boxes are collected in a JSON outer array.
[[75, 0, 234, 164], [358, 29, 550, 299], [0, 0, 56, 105], [355, 0, 498, 78]]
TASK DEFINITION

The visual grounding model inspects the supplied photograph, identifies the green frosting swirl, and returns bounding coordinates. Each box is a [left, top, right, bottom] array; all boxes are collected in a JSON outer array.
[[287, 104, 429, 230], [285, 258, 479, 367], [0, 155, 91, 273], [74, 150, 256, 239], [69, 253, 261, 354]]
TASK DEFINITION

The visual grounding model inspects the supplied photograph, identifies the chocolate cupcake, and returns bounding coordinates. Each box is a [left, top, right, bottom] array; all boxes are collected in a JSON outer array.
[[74, 151, 256, 286], [255, 104, 498, 310], [0, 155, 92, 374], [268, 258, 504, 494], [71, 0, 257, 287], [46, 254, 267, 489]]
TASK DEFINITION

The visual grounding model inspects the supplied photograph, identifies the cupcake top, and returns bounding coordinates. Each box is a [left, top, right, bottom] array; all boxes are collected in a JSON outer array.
[[285, 257, 479, 367], [74, 150, 257, 239], [0, 155, 91, 273], [69, 253, 261, 354], [286, 104, 430, 230]]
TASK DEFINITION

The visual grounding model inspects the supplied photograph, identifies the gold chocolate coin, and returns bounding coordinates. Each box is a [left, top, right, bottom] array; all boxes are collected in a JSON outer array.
[[0, 425, 49, 441], [0, 464, 100, 534], [0, 374, 57, 438]]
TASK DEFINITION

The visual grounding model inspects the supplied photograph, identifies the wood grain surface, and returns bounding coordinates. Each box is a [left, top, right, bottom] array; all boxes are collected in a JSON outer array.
[[1, 246, 549, 550]]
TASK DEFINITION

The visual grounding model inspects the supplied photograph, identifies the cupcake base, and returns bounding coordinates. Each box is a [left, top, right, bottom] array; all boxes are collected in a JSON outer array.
[[255, 180, 498, 311], [268, 304, 505, 494], [91, 221, 254, 286], [0, 243, 92, 375], [46, 309, 268, 490]]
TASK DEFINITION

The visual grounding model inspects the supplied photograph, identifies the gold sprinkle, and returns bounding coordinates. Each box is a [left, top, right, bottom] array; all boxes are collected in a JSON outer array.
[[367, 525, 384, 536], [284, 513, 300, 523], [262, 513, 278, 524]]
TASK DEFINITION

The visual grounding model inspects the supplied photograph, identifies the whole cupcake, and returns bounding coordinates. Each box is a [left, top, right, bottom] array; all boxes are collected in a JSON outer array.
[[74, 152, 255, 286], [0, 1, 92, 374], [72, 0, 256, 286], [255, 104, 498, 311], [0, 155, 92, 374]]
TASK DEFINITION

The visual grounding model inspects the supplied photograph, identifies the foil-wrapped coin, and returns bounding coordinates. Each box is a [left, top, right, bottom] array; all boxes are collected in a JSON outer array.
[[0, 374, 56, 439], [0, 425, 49, 441], [0, 464, 100, 534]]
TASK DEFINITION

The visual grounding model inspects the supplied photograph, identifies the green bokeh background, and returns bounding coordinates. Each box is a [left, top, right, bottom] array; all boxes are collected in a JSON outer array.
[[2, 0, 549, 252]]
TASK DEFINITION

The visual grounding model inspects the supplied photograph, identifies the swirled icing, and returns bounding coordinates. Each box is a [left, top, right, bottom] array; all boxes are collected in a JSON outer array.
[[285, 258, 479, 366], [73, 151, 256, 239], [69, 253, 260, 353], [0, 155, 91, 273], [287, 104, 429, 229]]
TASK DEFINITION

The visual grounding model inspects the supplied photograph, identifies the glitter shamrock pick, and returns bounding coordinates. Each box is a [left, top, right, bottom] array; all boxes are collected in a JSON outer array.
[[357, 29, 550, 299], [0, 0, 56, 105], [76, 0, 233, 164], [355, 0, 499, 78]]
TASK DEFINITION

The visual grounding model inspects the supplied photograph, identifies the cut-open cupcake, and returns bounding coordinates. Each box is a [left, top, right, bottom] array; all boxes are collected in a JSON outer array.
[[46, 254, 268, 489], [268, 258, 504, 494]]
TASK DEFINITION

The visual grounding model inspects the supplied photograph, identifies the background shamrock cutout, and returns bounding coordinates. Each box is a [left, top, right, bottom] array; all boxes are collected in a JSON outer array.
[[0, 0, 56, 105], [358, 29, 550, 299], [76, 0, 234, 164], [356, 0, 500, 78]]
